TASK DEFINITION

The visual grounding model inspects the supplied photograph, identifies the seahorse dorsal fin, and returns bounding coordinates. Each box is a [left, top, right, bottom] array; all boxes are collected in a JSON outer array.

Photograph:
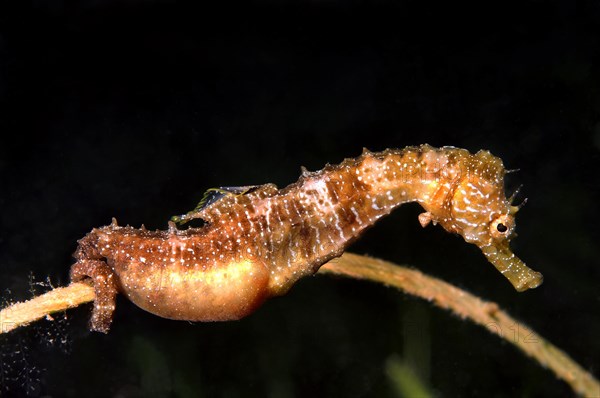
[[171, 185, 271, 225]]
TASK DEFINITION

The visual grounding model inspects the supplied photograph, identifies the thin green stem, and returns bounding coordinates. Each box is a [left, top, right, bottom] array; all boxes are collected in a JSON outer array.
[[1, 253, 598, 397], [320, 253, 599, 397]]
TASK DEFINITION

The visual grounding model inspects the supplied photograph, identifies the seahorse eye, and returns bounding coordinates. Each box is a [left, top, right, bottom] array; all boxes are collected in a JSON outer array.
[[490, 215, 515, 239]]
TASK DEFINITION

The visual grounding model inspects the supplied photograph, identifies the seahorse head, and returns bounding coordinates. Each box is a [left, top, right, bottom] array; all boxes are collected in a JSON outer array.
[[442, 150, 543, 291]]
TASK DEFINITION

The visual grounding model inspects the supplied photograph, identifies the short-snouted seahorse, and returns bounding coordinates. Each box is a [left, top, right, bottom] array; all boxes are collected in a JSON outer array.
[[70, 145, 543, 333]]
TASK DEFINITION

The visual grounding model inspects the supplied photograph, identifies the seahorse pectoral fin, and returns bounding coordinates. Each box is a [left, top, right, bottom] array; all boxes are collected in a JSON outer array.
[[480, 243, 543, 292], [418, 212, 432, 228]]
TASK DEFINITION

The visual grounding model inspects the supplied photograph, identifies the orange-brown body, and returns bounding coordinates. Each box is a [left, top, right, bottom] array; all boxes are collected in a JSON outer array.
[[71, 145, 542, 333]]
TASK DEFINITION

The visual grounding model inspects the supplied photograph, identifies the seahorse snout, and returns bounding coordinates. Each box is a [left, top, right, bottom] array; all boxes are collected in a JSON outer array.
[[480, 243, 543, 291]]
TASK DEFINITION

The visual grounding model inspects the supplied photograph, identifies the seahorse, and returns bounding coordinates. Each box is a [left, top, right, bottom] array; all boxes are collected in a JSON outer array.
[[70, 144, 542, 333]]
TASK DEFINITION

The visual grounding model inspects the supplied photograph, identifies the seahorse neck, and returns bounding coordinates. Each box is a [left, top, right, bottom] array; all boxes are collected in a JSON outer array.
[[337, 145, 459, 223], [262, 145, 461, 295]]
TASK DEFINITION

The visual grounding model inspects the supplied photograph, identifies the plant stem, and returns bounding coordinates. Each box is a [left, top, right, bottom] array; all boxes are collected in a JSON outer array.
[[1, 253, 598, 397], [0, 282, 94, 333], [320, 253, 600, 398]]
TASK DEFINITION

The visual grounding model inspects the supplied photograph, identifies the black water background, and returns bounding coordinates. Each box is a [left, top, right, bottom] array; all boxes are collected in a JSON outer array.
[[1, 1, 599, 397]]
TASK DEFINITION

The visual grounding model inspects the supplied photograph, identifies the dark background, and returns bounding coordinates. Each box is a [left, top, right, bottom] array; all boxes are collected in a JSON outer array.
[[1, 1, 599, 397]]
